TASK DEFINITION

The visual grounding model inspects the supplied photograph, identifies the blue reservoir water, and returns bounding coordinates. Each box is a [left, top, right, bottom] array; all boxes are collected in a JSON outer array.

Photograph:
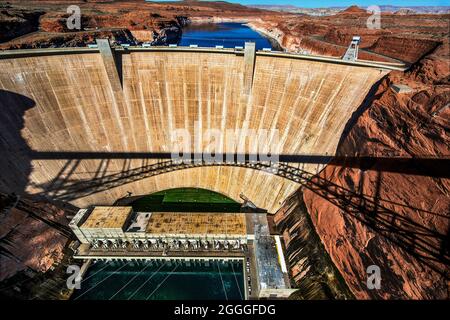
[[71, 260, 245, 300], [179, 22, 279, 50]]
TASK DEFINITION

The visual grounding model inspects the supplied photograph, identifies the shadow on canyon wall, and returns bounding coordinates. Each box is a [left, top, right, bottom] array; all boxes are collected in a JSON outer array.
[[306, 168, 449, 278], [0, 88, 449, 290], [337, 77, 385, 149]]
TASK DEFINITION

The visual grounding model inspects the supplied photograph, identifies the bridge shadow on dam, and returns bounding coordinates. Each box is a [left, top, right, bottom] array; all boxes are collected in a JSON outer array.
[[1, 89, 449, 280], [27, 156, 450, 277]]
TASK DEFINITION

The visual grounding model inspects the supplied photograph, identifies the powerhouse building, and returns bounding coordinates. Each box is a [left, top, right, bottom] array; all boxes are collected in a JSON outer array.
[[69, 205, 295, 299]]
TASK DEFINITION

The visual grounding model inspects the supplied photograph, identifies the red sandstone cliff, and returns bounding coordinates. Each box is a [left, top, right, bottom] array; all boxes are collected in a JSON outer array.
[[300, 39, 449, 299], [3, 1, 448, 68], [0, 194, 75, 298], [248, 9, 449, 64], [338, 5, 367, 15], [0, 0, 274, 48], [0, 195, 72, 281]]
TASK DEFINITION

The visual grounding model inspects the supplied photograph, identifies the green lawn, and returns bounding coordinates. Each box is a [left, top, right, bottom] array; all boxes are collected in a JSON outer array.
[[130, 188, 241, 212]]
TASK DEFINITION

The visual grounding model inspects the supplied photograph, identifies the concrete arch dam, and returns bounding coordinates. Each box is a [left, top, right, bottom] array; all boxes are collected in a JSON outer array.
[[0, 44, 392, 212]]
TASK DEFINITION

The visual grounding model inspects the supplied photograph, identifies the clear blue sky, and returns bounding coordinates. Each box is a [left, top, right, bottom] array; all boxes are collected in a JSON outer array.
[[155, 0, 450, 8]]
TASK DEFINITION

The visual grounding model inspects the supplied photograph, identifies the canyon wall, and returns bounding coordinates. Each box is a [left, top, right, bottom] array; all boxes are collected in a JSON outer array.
[[298, 41, 450, 299], [274, 192, 354, 299], [0, 193, 76, 299], [247, 11, 449, 65], [0, 8, 43, 43], [0, 50, 386, 213], [0, 0, 272, 49]]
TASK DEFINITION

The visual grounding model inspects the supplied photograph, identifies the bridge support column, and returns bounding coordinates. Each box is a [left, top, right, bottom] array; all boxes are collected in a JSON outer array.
[[243, 42, 256, 95]]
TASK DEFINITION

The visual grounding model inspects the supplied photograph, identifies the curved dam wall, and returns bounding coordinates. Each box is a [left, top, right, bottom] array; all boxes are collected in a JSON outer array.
[[0, 48, 388, 212]]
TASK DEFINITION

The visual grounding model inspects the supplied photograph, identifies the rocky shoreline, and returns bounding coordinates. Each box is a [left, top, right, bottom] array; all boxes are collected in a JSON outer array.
[[148, 15, 190, 46], [247, 21, 286, 50]]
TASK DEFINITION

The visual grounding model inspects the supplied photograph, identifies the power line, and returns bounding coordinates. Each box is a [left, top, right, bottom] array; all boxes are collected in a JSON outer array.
[[108, 261, 152, 300], [74, 260, 130, 300], [145, 263, 179, 300], [127, 261, 166, 300], [80, 261, 111, 284], [217, 261, 228, 301], [230, 262, 243, 300]]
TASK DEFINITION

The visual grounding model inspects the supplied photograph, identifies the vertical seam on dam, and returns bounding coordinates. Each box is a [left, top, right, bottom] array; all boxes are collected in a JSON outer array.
[[243, 42, 256, 95]]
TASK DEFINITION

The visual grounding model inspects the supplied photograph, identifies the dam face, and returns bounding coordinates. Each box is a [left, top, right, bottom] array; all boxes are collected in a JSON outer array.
[[0, 47, 388, 212]]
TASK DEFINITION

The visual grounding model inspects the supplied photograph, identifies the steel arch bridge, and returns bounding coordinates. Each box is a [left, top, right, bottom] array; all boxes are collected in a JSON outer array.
[[27, 155, 449, 276], [34, 159, 314, 202]]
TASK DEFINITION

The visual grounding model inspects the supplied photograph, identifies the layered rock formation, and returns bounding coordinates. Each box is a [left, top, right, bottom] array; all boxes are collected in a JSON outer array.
[[3, 29, 137, 49], [269, 8, 449, 299], [298, 40, 449, 299], [338, 5, 367, 15], [0, 0, 273, 49], [0, 193, 76, 299], [248, 7, 449, 64]]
